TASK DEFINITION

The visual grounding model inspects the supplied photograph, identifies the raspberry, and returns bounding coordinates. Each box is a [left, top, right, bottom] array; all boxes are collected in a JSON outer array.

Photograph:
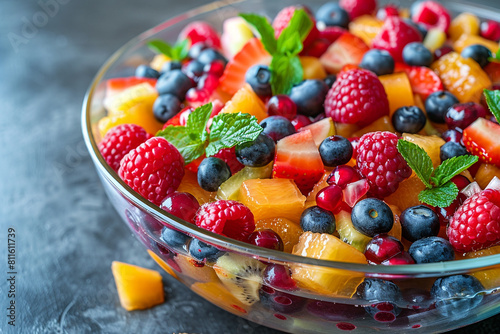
[[195, 200, 255, 241], [372, 16, 422, 62], [178, 21, 221, 48], [339, 0, 376, 20], [118, 137, 185, 205], [98, 124, 151, 172], [324, 69, 389, 126], [272, 5, 318, 50], [212, 147, 244, 175], [411, 1, 451, 33], [356, 132, 412, 198], [448, 189, 500, 252]]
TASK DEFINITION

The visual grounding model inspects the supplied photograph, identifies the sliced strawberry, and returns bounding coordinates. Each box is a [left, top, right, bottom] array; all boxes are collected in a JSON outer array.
[[463, 117, 500, 167], [272, 130, 325, 194], [218, 38, 271, 95], [411, 1, 451, 33], [319, 32, 369, 73], [105, 77, 157, 99], [394, 63, 443, 100]]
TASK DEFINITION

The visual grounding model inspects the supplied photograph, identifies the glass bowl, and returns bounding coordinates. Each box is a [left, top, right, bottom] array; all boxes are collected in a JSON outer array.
[[82, 0, 500, 332]]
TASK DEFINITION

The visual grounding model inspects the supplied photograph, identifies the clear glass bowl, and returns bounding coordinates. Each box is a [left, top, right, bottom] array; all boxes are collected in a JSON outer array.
[[82, 0, 500, 332]]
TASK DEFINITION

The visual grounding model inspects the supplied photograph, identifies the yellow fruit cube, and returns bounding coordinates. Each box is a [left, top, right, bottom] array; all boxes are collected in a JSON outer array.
[[220, 84, 267, 122], [300, 56, 327, 80], [379, 72, 415, 115], [449, 13, 480, 42]]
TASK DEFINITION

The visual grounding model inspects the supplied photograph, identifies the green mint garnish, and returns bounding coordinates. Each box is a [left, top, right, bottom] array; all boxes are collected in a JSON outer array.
[[147, 39, 189, 61], [397, 140, 478, 207], [488, 47, 500, 63], [484, 89, 500, 124], [156, 103, 263, 164], [240, 9, 313, 95]]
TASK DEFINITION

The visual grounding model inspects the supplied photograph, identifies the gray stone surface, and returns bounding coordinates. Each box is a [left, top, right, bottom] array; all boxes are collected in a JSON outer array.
[[0, 0, 499, 333]]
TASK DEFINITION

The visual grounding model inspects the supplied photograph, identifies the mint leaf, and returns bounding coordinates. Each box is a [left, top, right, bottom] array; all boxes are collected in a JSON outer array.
[[270, 54, 303, 96], [484, 89, 500, 124], [277, 9, 312, 54], [186, 103, 213, 142], [172, 39, 189, 61], [397, 140, 434, 188], [156, 126, 205, 164], [239, 13, 277, 55], [418, 182, 459, 207], [206, 113, 263, 157], [147, 39, 189, 61], [148, 40, 172, 57], [277, 31, 303, 55], [432, 155, 478, 186]]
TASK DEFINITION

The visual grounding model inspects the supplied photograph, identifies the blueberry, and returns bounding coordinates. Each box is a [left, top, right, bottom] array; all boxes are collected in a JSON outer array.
[[197, 48, 227, 66], [259, 286, 305, 314], [289, 80, 330, 117], [156, 69, 194, 99], [135, 64, 160, 79], [183, 60, 205, 79], [431, 275, 484, 317], [161, 61, 182, 73], [400, 205, 439, 242], [351, 198, 394, 237], [360, 49, 395, 76], [402, 42, 433, 67], [315, 2, 349, 28], [403, 18, 427, 39], [235, 133, 275, 167], [356, 278, 402, 322], [188, 42, 208, 59], [245, 65, 272, 98], [408, 236, 455, 264], [188, 238, 223, 263], [461, 44, 492, 68], [160, 226, 191, 250], [440, 141, 469, 162], [425, 91, 459, 123], [319, 135, 353, 167], [391, 106, 426, 133], [300, 206, 336, 234], [153, 94, 182, 123], [260, 116, 296, 142], [324, 74, 337, 88], [197, 157, 232, 192]]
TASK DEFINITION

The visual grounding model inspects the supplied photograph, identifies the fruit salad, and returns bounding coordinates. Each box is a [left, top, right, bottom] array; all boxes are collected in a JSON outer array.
[[94, 0, 500, 329]]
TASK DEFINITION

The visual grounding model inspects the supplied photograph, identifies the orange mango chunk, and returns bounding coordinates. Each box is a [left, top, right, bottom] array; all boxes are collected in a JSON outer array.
[[220, 84, 267, 122], [379, 72, 415, 115]]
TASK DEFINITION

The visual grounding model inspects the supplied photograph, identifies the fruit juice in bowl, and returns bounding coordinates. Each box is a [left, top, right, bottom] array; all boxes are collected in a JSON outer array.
[[82, 0, 500, 332]]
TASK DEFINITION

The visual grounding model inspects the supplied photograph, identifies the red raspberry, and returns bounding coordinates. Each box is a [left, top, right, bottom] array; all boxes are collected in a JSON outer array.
[[195, 200, 255, 241], [356, 132, 412, 198], [448, 189, 500, 252], [118, 137, 185, 205], [179, 21, 221, 48], [372, 16, 422, 62], [339, 0, 376, 20], [272, 5, 318, 50], [411, 1, 451, 33], [481, 20, 500, 42], [98, 124, 151, 172], [324, 69, 389, 126], [212, 147, 244, 175]]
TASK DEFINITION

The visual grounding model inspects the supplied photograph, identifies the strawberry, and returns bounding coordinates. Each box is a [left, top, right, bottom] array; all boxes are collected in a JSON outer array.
[[448, 189, 500, 252], [463, 117, 500, 167], [339, 0, 377, 20], [319, 32, 369, 73], [372, 16, 422, 62], [272, 130, 325, 194], [394, 63, 443, 100], [178, 21, 221, 48], [272, 5, 319, 50], [411, 1, 451, 33], [218, 38, 271, 95], [300, 38, 331, 58], [318, 26, 346, 43], [105, 77, 157, 99]]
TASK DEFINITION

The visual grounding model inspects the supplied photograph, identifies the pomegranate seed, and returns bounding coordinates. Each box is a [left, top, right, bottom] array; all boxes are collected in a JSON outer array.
[[434, 45, 453, 60], [263, 264, 297, 290], [203, 59, 225, 77], [291, 114, 312, 130], [381, 251, 415, 265], [365, 234, 404, 264], [247, 229, 284, 251], [316, 185, 344, 212], [186, 87, 210, 104], [160, 192, 200, 223], [267, 95, 298, 121], [343, 179, 370, 207], [480, 20, 500, 42], [348, 137, 360, 159], [441, 128, 463, 143], [445, 102, 487, 130], [450, 175, 470, 191], [197, 73, 219, 93], [327, 165, 360, 188]]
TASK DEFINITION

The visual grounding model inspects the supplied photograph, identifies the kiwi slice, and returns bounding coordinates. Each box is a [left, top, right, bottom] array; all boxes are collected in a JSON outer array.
[[216, 162, 273, 200], [213, 253, 266, 305], [336, 210, 372, 253]]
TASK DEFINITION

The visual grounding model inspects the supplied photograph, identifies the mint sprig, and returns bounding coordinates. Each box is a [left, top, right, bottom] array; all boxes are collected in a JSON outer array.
[[156, 103, 263, 164], [397, 140, 478, 207], [147, 39, 189, 61], [240, 9, 313, 95], [484, 89, 500, 124]]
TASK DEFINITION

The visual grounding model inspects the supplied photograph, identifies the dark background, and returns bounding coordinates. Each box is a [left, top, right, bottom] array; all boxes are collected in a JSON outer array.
[[1, 0, 499, 333]]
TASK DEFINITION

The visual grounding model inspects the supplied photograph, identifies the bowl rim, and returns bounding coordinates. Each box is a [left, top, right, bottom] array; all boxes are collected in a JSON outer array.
[[82, 0, 500, 276]]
